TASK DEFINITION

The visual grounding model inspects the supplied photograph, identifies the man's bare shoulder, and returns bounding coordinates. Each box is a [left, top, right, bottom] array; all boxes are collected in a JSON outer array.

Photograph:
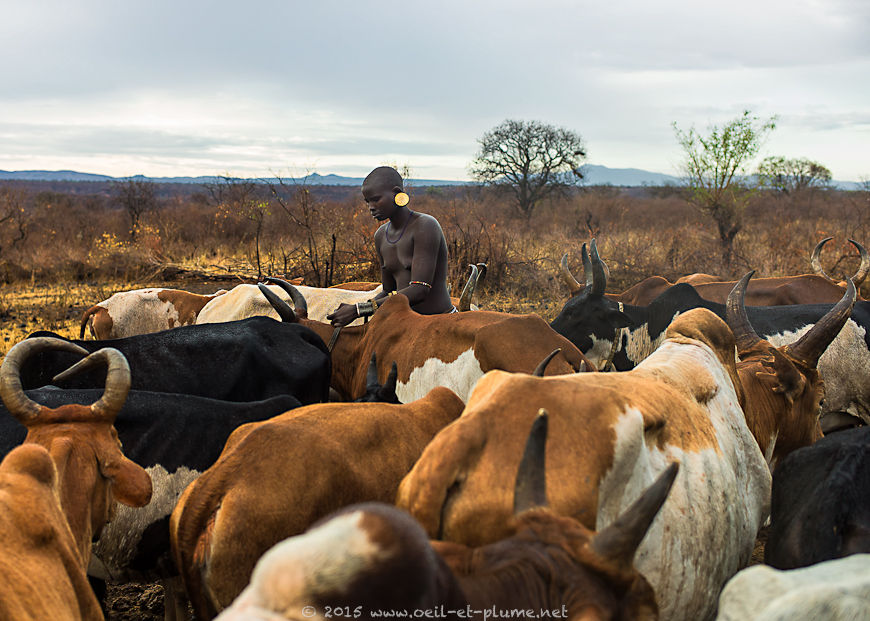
[[373, 222, 389, 240], [411, 212, 445, 234]]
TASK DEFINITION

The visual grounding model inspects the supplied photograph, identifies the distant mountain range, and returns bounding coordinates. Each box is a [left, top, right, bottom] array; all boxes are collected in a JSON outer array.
[[0, 165, 860, 190]]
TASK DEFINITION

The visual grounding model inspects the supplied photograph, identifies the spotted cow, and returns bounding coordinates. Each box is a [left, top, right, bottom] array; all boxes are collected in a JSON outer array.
[[258, 278, 590, 403], [79, 287, 227, 339], [398, 278, 854, 620], [213, 414, 677, 621]]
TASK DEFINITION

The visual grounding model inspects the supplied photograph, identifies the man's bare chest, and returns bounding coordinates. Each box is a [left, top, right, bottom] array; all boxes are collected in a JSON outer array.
[[380, 239, 414, 272]]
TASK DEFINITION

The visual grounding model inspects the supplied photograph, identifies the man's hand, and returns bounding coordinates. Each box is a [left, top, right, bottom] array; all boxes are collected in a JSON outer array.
[[326, 302, 359, 327]]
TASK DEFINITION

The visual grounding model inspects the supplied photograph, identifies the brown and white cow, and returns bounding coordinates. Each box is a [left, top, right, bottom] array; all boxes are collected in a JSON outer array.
[[258, 278, 591, 402], [0, 338, 153, 620], [170, 386, 466, 619], [79, 287, 227, 339], [397, 278, 854, 620], [214, 413, 678, 621], [561, 238, 869, 306]]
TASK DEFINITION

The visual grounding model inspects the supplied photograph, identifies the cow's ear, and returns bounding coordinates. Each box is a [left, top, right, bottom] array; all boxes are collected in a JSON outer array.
[[756, 350, 805, 404], [101, 457, 153, 508]]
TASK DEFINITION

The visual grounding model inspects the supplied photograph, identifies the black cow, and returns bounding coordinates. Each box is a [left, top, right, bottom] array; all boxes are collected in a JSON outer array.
[[550, 240, 870, 427], [765, 425, 870, 569], [0, 344, 397, 619], [22, 316, 331, 404], [0, 384, 301, 618]]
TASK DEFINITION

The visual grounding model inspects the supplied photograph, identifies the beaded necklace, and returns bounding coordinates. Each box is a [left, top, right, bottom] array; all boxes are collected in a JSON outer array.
[[386, 210, 414, 244]]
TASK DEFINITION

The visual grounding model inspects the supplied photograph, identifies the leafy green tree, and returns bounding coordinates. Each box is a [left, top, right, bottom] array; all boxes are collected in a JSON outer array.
[[469, 119, 586, 219], [756, 156, 832, 194], [673, 110, 776, 265]]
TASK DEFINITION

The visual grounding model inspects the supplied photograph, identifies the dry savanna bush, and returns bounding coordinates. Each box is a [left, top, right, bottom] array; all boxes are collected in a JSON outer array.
[[1, 180, 869, 354]]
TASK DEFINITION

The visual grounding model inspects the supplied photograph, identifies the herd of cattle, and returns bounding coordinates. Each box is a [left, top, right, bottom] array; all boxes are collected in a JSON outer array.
[[1, 238, 869, 620]]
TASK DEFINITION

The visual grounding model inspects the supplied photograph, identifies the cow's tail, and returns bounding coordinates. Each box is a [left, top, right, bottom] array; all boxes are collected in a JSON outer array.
[[170, 479, 223, 620], [79, 305, 103, 339]]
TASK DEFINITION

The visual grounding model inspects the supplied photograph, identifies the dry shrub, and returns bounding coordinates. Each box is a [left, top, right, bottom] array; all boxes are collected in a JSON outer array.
[[1, 180, 869, 305]]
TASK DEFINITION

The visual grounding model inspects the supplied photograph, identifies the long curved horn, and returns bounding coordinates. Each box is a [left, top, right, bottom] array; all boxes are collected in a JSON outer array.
[[458, 264, 479, 312], [591, 462, 679, 566], [264, 277, 309, 319], [725, 271, 763, 354], [88, 348, 131, 421], [257, 283, 297, 322], [532, 349, 561, 377], [589, 238, 607, 297], [581, 243, 593, 288], [475, 262, 488, 284], [514, 409, 549, 514], [0, 337, 88, 423], [366, 352, 379, 391], [560, 253, 583, 296], [785, 278, 857, 367], [811, 237, 833, 280], [383, 361, 399, 399], [849, 239, 870, 286]]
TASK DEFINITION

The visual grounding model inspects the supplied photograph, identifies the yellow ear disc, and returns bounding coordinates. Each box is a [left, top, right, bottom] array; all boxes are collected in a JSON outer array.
[[394, 192, 410, 207]]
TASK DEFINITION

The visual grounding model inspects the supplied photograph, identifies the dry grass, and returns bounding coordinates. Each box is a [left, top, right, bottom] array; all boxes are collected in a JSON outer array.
[[2, 183, 869, 357]]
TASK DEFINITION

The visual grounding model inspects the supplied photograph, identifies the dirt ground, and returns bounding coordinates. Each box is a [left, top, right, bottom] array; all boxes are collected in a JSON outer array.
[[106, 583, 167, 621]]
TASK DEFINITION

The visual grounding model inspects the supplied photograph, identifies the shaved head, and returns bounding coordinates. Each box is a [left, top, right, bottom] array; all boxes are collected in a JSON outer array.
[[364, 166, 404, 191]]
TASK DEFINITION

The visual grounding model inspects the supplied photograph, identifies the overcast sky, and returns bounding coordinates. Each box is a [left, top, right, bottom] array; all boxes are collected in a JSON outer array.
[[1, 0, 868, 181]]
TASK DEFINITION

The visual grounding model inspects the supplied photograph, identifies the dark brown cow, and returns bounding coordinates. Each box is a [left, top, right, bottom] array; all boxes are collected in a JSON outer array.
[[259, 278, 591, 402], [560, 238, 869, 306], [0, 338, 152, 620], [213, 413, 677, 621]]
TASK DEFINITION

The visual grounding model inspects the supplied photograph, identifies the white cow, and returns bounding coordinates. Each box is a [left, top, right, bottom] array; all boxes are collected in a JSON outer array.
[[717, 554, 870, 620], [196, 283, 384, 326], [197, 267, 483, 327]]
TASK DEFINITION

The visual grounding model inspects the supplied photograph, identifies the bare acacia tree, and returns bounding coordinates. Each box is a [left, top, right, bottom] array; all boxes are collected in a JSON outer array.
[[756, 156, 832, 194], [0, 187, 30, 259], [205, 176, 271, 277], [269, 176, 336, 286], [469, 119, 586, 219], [673, 110, 777, 266], [113, 179, 157, 241]]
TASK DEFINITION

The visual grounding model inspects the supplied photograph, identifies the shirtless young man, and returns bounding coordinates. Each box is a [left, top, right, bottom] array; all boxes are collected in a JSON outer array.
[[326, 166, 454, 327]]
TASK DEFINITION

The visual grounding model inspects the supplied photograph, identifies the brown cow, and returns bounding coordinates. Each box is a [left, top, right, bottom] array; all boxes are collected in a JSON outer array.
[[170, 386, 465, 619], [80, 287, 227, 339], [0, 338, 153, 620], [561, 238, 869, 305], [259, 278, 591, 403], [213, 413, 677, 621], [397, 275, 854, 620]]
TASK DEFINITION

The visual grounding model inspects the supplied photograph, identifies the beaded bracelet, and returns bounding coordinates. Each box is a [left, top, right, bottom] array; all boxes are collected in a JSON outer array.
[[410, 280, 432, 288]]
